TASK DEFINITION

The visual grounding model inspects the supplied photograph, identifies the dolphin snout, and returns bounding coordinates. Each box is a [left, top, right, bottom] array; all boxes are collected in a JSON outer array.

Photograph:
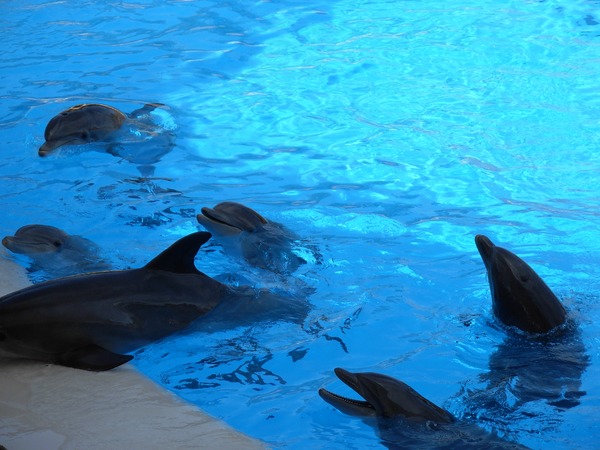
[[475, 234, 495, 266]]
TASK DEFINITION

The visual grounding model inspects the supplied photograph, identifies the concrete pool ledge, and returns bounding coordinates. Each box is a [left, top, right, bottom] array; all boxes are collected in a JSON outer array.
[[0, 249, 266, 450]]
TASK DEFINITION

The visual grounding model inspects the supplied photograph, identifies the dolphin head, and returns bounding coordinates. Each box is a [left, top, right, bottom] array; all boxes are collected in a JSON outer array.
[[39, 104, 126, 156], [2, 225, 68, 254], [197, 202, 268, 236], [319, 368, 456, 423], [475, 234, 566, 333]]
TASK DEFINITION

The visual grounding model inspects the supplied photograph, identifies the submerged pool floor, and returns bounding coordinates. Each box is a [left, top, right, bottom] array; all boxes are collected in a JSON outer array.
[[1, 1, 600, 449]]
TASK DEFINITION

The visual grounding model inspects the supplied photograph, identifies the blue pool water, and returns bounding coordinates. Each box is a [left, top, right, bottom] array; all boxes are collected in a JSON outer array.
[[2, 0, 600, 448]]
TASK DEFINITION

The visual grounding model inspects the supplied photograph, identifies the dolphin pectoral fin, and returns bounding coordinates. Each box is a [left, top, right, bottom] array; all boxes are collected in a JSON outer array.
[[57, 345, 133, 371]]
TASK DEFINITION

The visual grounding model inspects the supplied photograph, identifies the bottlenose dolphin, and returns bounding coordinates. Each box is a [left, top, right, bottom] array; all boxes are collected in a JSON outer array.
[[475, 234, 566, 333], [38, 103, 173, 164], [0, 232, 228, 371], [197, 201, 306, 274], [39, 104, 127, 155], [2, 224, 110, 279], [320, 368, 529, 449], [319, 368, 455, 422]]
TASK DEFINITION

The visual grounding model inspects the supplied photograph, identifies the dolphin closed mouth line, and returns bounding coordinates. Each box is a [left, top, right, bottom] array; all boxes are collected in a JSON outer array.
[[200, 207, 239, 228]]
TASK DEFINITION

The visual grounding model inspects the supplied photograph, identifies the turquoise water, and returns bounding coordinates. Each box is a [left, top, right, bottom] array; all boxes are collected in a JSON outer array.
[[1, 0, 600, 448]]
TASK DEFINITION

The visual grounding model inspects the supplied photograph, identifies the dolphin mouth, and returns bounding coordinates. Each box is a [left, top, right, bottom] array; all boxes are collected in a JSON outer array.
[[2, 236, 57, 254], [319, 368, 377, 416], [39, 136, 85, 156], [200, 207, 237, 228], [197, 208, 243, 236]]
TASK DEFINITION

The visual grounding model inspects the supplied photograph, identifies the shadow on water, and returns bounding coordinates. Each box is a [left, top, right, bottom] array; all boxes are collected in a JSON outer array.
[[453, 320, 589, 432], [374, 417, 530, 450], [134, 282, 317, 391], [160, 333, 287, 390]]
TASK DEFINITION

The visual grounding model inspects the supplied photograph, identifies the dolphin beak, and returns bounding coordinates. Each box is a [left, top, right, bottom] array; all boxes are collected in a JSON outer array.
[[38, 142, 55, 156], [319, 368, 377, 417], [38, 136, 84, 156], [197, 208, 243, 236], [475, 234, 495, 268], [39, 140, 64, 156]]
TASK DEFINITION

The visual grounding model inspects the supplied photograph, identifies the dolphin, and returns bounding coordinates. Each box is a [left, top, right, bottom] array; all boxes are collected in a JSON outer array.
[[38, 102, 166, 157], [2, 224, 111, 279], [197, 201, 306, 274], [39, 104, 127, 155], [474, 235, 566, 333], [320, 368, 529, 450], [0, 232, 228, 371], [319, 368, 455, 422]]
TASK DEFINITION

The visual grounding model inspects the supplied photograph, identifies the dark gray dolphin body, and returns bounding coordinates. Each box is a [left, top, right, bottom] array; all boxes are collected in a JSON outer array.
[[0, 232, 228, 371], [2, 224, 111, 279], [39, 104, 128, 155], [197, 201, 306, 274], [475, 235, 566, 333], [320, 368, 529, 450], [38, 103, 174, 174]]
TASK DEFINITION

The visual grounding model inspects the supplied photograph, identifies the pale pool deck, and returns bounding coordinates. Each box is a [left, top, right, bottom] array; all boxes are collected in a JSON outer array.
[[0, 248, 266, 450]]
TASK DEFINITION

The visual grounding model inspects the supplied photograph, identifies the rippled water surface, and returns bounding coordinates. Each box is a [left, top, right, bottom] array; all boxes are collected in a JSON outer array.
[[1, 1, 600, 449]]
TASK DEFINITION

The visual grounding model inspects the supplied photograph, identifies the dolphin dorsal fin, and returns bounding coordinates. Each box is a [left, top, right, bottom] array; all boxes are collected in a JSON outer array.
[[144, 232, 211, 274]]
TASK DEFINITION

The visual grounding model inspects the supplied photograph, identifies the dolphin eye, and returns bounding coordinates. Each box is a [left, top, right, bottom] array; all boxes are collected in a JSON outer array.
[[53, 241, 62, 248], [80, 131, 89, 139]]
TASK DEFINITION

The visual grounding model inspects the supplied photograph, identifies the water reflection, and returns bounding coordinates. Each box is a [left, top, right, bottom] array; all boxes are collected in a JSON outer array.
[[451, 320, 589, 436]]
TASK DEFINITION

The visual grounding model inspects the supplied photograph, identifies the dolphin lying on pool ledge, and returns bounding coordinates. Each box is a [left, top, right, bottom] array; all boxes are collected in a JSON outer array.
[[0, 232, 229, 371], [319, 368, 529, 450], [475, 235, 566, 333]]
